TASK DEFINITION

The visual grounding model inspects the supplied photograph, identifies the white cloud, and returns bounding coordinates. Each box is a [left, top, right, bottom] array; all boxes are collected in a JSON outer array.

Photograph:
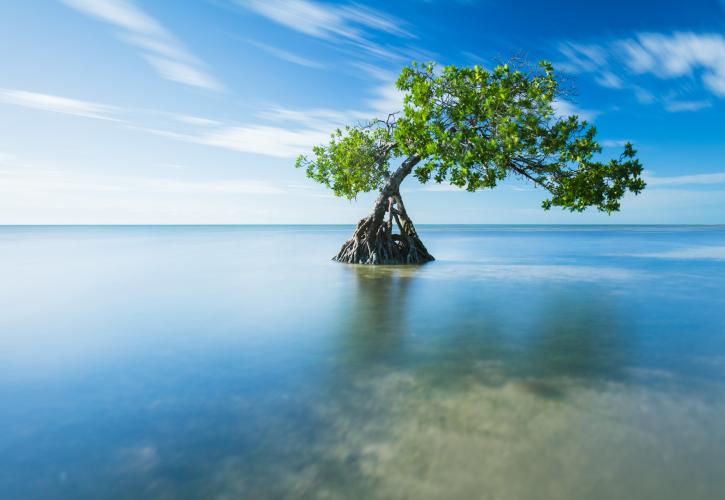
[[234, 0, 414, 62], [239, 0, 347, 40], [552, 100, 598, 121], [142, 179, 286, 194], [179, 67, 405, 158], [0, 152, 14, 165], [336, 4, 413, 38], [255, 106, 349, 128], [0, 167, 285, 195], [633, 86, 655, 104], [645, 172, 725, 186], [351, 62, 397, 82], [121, 109, 342, 159], [61, 0, 222, 91], [0, 84, 332, 160], [236, 0, 412, 41], [559, 42, 608, 73], [365, 82, 405, 117], [0, 72, 402, 160], [600, 139, 629, 148], [0, 167, 127, 193], [595, 71, 624, 89], [663, 100, 711, 112], [420, 183, 465, 192], [0, 166, 288, 224], [619, 33, 725, 93], [250, 41, 325, 69], [143, 56, 223, 92], [559, 32, 725, 105], [0, 88, 118, 120], [61, 0, 164, 36], [196, 125, 331, 158], [169, 114, 221, 127], [170, 83, 402, 158]]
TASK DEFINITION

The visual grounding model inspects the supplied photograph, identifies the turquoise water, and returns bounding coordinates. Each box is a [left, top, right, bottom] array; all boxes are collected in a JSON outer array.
[[1, 225, 725, 499]]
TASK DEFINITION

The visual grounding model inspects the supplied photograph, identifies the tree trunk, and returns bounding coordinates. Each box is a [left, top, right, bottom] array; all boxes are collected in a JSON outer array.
[[333, 155, 435, 265]]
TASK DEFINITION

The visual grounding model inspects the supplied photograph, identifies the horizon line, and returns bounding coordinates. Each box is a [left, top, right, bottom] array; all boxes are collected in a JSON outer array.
[[1, 223, 723, 227]]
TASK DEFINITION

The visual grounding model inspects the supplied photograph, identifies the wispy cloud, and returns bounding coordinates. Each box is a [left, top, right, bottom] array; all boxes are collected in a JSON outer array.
[[663, 99, 711, 112], [236, 0, 413, 41], [632, 86, 655, 104], [169, 64, 405, 158], [0, 165, 288, 224], [600, 139, 629, 148], [131, 119, 332, 159], [196, 125, 331, 158], [645, 172, 725, 186], [0, 167, 285, 195], [0, 167, 125, 194], [142, 179, 286, 194], [419, 183, 466, 192], [233, 0, 415, 62], [0, 70, 403, 160], [618, 33, 725, 96], [595, 71, 624, 89], [168, 114, 222, 127], [250, 41, 325, 69], [0, 152, 14, 165], [143, 56, 223, 91], [165, 81, 404, 158], [559, 32, 725, 107], [61, 0, 223, 91], [0, 88, 118, 120], [552, 99, 598, 121]]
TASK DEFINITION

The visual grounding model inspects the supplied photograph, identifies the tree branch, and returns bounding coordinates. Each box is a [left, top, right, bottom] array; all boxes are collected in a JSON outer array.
[[508, 162, 554, 192]]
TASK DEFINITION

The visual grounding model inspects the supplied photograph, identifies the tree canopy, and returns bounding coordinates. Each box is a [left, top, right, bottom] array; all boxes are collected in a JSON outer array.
[[296, 60, 645, 213]]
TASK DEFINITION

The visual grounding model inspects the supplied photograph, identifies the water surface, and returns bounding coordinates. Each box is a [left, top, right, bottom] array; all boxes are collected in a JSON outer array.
[[1, 225, 725, 499]]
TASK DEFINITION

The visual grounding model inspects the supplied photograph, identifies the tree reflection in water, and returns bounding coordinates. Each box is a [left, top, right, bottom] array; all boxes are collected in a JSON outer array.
[[334, 263, 634, 398]]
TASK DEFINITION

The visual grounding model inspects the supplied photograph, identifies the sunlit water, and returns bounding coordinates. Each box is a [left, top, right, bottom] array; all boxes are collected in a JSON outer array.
[[1, 225, 725, 499]]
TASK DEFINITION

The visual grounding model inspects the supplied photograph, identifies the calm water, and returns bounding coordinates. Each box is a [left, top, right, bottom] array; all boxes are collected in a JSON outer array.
[[1, 225, 725, 499]]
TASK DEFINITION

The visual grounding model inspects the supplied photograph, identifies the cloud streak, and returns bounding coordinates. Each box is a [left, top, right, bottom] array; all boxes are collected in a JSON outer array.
[[0, 167, 285, 195], [250, 41, 325, 69], [618, 33, 725, 96], [645, 172, 725, 186], [663, 100, 711, 112], [236, 0, 412, 41], [234, 0, 415, 62], [61, 0, 222, 91], [552, 99, 598, 121], [0, 88, 118, 120], [559, 32, 725, 107]]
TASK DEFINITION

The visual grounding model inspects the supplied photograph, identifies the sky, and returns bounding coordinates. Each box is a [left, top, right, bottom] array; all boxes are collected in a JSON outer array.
[[1, 0, 724, 224]]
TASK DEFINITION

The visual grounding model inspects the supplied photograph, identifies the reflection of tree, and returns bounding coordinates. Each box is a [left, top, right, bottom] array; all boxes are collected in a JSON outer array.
[[317, 272, 639, 498], [335, 265, 419, 367], [334, 268, 634, 393]]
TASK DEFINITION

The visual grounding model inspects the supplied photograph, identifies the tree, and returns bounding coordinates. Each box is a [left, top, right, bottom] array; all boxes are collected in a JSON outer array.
[[296, 60, 645, 265]]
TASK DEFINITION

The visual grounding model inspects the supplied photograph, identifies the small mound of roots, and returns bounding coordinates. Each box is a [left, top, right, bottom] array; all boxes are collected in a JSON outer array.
[[333, 206, 434, 265]]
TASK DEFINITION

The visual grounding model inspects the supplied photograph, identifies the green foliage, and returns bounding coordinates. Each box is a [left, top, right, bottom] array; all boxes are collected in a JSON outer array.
[[295, 125, 393, 199], [296, 59, 645, 212]]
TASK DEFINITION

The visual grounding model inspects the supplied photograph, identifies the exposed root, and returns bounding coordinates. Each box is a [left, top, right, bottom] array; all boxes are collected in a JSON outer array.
[[333, 193, 434, 265]]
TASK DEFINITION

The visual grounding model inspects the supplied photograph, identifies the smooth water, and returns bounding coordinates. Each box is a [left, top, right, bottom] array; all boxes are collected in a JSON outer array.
[[1, 225, 725, 499]]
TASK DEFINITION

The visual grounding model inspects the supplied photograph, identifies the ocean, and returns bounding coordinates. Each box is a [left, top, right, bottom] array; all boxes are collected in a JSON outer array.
[[1, 225, 724, 499]]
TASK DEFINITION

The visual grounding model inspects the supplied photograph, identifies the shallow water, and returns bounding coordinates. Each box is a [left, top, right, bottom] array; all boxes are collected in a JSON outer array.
[[1, 225, 725, 499]]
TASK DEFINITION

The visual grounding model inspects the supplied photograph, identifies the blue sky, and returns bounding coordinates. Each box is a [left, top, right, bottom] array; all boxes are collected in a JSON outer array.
[[1, 0, 724, 224]]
